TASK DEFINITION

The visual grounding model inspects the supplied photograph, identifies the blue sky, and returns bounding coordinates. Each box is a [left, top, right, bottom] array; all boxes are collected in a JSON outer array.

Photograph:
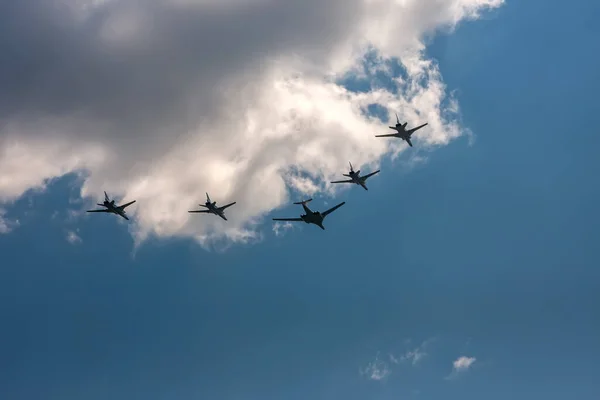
[[1, 0, 599, 399]]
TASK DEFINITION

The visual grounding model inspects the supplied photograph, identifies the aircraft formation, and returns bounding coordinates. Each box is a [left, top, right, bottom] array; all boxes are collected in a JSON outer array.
[[87, 113, 428, 230]]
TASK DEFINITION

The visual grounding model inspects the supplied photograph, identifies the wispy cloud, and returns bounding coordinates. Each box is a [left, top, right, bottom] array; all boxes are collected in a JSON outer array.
[[272, 221, 294, 237], [371, 339, 478, 383], [401, 347, 428, 365], [0, 216, 10, 234], [361, 353, 391, 382], [66, 229, 82, 245], [446, 356, 477, 379], [364, 337, 435, 383], [0, 209, 19, 234], [391, 337, 436, 366]]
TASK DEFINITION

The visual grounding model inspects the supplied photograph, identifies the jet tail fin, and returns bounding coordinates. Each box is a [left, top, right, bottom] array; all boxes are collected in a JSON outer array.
[[293, 198, 313, 205]]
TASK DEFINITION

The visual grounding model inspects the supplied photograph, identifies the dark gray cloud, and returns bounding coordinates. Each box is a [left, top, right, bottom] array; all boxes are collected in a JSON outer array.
[[0, 0, 363, 136]]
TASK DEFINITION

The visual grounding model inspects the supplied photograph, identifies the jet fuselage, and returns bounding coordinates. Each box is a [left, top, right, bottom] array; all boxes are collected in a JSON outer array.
[[392, 122, 408, 132], [343, 170, 368, 189], [189, 196, 234, 221], [301, 212, 324, 227], [205, 201, 225, 218], [299, 204, 325, 228], [200, 201, 228, 220], [97, 202, 129, 219], [87, 192, 135, 221], [390, 126, 410, 139], [109, 205, 127, 217]]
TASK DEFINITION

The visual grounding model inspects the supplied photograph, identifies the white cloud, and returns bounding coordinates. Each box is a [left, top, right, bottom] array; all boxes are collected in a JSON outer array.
[[66, 229, 83, 244], [0, 0, 504, 247], [453, 356, 476, 371], [445, 355, 477, 379]]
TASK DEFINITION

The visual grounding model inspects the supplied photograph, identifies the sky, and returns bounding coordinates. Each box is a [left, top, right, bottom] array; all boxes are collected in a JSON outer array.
[[1, 0, 599, 399]]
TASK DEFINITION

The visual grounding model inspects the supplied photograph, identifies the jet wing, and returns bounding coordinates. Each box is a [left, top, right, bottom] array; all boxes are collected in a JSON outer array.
[[361, 170, 380, 180], [322, 201, 345, 217], [218, 202, 236, 211], [330, 179, 353, 184], [407, 123, 428, 135], [87, 209, 110, 213], [118, 200, 136, 209], [375, 134, 399, 137], [188, 209, 211, 213], [272, 218, 303, 222]]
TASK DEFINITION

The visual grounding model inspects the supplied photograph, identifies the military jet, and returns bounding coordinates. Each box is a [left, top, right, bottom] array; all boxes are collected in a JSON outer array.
[[331, 162, 380, 191], [272, 199, 345, 230], [188, 192, 236, 221], [375, 112, 428, 147], [86, 191, 136, 221]]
